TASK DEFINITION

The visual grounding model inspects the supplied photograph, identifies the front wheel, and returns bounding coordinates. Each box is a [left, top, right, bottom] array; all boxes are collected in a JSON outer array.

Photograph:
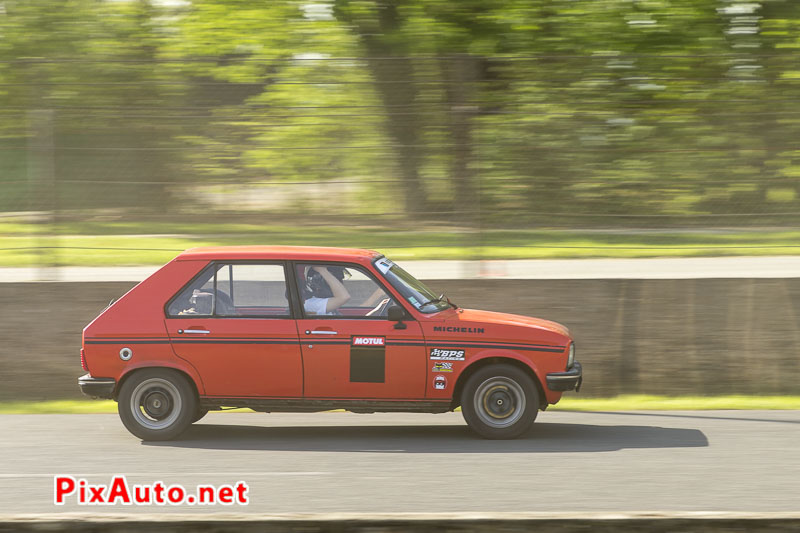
[[117, 369, 197, 441], [461, 364, 539, 439]]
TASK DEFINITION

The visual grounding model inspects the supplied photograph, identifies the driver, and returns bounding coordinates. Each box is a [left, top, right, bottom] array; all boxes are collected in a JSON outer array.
[[303, 266, 351, 315]]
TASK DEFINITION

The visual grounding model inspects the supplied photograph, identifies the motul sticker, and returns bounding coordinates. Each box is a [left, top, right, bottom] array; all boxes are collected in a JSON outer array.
[[429, 348, 465, 361], [432, 362, 454, 373], [351, 336, 385, 346], [433, 375, 447, 390]]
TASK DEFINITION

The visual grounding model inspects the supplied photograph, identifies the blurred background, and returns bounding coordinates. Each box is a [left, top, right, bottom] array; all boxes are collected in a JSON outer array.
[[1, 0, 800, 400], [3, 0, 800, 267]]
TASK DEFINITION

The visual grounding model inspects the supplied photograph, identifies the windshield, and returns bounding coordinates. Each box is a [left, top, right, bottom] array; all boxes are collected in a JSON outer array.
[[374, 257, 451, 313]]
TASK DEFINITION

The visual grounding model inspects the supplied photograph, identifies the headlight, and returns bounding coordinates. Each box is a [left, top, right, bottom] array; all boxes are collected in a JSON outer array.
[[567, 343, 575, 369]]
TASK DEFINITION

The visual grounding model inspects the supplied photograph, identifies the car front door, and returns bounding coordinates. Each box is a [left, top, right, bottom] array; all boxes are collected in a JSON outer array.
[[165, 262, 302, 398], [294, 262, 427, 399]]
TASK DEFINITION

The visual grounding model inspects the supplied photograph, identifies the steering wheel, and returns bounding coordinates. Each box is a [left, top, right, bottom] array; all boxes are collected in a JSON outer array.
[[365, 298, 392, 317]]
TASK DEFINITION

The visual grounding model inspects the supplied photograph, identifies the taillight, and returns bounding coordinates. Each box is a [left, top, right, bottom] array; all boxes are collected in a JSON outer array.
[[80, 348, 89, 372]]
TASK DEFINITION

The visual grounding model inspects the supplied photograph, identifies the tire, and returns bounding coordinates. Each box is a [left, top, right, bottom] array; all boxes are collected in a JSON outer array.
[[191, 408, 209, 424], [117, 368, 197, 441], [461, 363, 539, 439]]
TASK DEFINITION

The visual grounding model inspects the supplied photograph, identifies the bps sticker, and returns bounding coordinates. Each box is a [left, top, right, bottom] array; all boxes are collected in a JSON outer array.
[[430, 348, 465, 361], [352, 336, 385, 346], [432, 362, 454, 373], [433, 375, 447, 390]]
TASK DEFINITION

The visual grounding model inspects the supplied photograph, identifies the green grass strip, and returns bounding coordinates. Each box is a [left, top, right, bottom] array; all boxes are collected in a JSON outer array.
[[551, 394, 800, 411], [0, 400, 119, 414], [2, 395, 800, 414], [3, 226, 800, 265]]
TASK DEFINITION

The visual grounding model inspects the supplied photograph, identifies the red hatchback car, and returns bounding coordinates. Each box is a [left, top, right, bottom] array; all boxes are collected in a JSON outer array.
[[79, 246, 582, 440]]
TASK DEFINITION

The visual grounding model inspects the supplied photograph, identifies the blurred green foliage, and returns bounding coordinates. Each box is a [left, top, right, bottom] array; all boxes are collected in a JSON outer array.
[[1, 0, 799, 227]]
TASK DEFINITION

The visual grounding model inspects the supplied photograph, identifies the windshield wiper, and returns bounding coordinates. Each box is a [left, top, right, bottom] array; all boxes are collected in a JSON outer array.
[[419, 293, 457, 309]]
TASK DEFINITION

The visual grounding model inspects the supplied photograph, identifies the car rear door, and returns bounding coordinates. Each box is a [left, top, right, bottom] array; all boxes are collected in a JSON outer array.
[[165, 262, 302, 398]]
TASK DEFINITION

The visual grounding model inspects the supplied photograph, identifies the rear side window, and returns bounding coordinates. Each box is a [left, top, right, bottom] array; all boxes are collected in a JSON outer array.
[[166, 263, 290, 318]]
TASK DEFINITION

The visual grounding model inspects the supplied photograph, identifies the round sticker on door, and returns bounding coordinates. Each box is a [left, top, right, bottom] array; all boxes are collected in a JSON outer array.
[[433, 375, 447, 390]]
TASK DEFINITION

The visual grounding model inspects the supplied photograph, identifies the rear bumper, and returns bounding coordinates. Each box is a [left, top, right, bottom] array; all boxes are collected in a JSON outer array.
[[78, 374, 116, 399], [546, 361, 583, 392]]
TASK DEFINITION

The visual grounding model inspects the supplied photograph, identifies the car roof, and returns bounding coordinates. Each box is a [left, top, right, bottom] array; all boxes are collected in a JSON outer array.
[[175, 246, 383, 263]]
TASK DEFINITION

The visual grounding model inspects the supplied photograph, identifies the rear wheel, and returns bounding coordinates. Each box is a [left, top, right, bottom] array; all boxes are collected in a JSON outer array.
[[461, 364, 539, 439], [192, 408, 209, 423], [117, 369, 196, 441]]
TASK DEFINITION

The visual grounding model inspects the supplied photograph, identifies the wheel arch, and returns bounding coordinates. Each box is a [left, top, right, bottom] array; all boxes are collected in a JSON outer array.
[[115, 365, 201, 402], [451, 356, 546, 411]]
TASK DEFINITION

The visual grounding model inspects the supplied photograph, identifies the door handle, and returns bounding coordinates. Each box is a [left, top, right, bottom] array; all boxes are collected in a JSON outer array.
[[306, 330, 338, 335], [178, 329, 210, 334]]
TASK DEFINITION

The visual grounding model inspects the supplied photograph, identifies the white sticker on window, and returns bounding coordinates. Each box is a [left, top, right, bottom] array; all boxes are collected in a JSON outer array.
[[375, 258, 394, 275]]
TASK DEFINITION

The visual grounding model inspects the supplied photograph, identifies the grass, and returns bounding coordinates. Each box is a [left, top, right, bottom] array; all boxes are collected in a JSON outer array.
[[2, 395, 800, 414], [2, 220, 800, 266], [550, 394, 800, 411], [0, 400, 119, 414]]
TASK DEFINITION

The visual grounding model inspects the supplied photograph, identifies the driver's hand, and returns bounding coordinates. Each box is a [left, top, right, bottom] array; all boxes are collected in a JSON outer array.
[[363, 287, 387, 306]]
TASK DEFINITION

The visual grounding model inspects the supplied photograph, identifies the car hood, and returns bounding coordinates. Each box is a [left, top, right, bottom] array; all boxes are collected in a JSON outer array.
[[455, 308, 571, 338]]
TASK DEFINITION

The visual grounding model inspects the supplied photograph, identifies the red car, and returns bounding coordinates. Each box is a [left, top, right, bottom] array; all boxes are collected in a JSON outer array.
[[79, 246, 582, 440]]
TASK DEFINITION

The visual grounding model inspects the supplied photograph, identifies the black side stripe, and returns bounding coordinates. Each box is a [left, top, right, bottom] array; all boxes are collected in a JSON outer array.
[[84, 340, 171, 345], [86, 337, 299, 344], [430, 341, 566, 350], [172, 340, 301, 345], [85, 338, 564, 353], [386, 342, 426, 347], [431, 342, 564, 353]]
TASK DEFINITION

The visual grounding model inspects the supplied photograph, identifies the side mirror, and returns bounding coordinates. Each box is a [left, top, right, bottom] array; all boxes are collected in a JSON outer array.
[[387, 305, 408, 330]]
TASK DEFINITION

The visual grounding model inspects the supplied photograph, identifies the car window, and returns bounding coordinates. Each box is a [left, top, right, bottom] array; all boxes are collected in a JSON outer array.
[[296, 263, 397, 318], [167, 263, 290, 318], [376, 257, 450, 313]]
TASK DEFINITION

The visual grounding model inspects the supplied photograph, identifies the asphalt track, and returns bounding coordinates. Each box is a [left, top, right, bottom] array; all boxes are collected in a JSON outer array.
[[1, 410, 798, 515]]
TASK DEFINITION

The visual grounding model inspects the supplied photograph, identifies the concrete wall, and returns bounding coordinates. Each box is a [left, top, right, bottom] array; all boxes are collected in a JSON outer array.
[[429, 279, 800, 398], [2, 279, 800, 401]]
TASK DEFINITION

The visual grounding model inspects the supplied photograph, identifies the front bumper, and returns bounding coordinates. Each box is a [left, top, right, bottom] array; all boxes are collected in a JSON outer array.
[[78, 374, 116, 399], [546, 361, 582, 392]]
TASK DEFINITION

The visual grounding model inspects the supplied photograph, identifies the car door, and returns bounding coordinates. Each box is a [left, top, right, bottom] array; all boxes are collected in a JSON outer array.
[[294, 262, 427, 399], [164, 262, 302, 398]]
